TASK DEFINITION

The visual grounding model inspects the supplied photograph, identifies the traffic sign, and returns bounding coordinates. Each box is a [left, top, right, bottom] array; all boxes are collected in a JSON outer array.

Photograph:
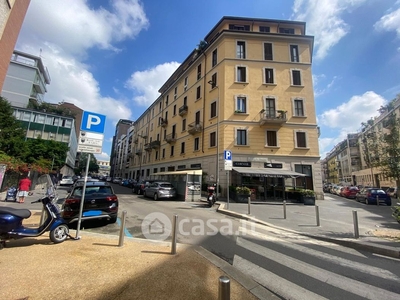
[[224, 160, 232, 171], [224, 150, 232, 161], [81, 111, 106, 134]]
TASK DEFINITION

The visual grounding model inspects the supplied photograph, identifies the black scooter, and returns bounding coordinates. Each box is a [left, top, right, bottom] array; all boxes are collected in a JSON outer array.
[[0, 196, 69, 249], [207, 185, 217, 207]]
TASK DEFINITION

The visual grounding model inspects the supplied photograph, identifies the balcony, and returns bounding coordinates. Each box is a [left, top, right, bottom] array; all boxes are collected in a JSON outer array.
[[161, 118, 168, 127], [179, 105, 188, 116], [144, 143, 152, 152], [188, 121, 203, 135], [165, 133, 176, 143], [134, 137, 138, 144], [135, 149, 142, 155], [150, 140, 160, 149], [259, 110, 287, 126]]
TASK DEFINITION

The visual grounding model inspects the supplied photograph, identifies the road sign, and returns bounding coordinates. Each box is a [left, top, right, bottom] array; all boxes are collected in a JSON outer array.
[[224, 160, 232, 171], [224, 150, 232, 161], [77, 144, 102, 154], [81, 111, 106, 134]]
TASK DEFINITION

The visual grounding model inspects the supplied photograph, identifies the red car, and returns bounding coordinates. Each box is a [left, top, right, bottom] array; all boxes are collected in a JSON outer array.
[[342, 186, 359, 199]]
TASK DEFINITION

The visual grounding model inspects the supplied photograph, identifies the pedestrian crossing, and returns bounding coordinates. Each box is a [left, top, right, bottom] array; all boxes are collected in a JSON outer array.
[[233, 221, 400, 300]]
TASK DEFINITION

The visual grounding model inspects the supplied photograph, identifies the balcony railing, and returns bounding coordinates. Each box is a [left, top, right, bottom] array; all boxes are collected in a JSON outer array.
[[161, 118, 168, 127], [144, 143, 152, 151], [134, 137, 138, 144], [135, 149, 142, 155], [165, 133, 176, 143], [188, 121, 203, 135], [179, 105, 188, 116], [150, 140, 160, 148], [259, 110, 287, 126]]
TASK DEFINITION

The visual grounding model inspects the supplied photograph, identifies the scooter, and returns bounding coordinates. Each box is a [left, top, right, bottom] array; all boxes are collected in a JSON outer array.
[[0, 196, 70, 250], [207, 185, 217, 207]]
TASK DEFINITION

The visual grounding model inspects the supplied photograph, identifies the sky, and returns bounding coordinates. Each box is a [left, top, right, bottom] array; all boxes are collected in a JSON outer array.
[[15, 0, 400, 161]]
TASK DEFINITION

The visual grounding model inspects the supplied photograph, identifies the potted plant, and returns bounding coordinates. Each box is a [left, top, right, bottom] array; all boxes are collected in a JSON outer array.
[[300, 189, 316, 205], [235, 186, 251, 203]]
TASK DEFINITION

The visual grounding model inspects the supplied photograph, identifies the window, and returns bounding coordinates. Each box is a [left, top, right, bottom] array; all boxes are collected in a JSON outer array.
[[259, 26, 270, 33], [196, 86, 201, 99], [236, 96, 247, 113], [174, 87, 178, 100], [173, 105, 176, 115], [182, 119, 186, 131], [296, 131, 307, 148], [184, 77, 188, 91], [229, 24, 250, 31], [290, 45, 299, 62], [197, 64, 202, 80], [172, 124, 176, 137], [166, 95, 169, 106], [195, 111, 201, 124], [236, 129, 247, 145], [266, 130, 277, 147], [171, 145, 174, 156], [265, 98, 276, 117], [194, 137, 200, 151], [236, 66, 247, 82], [212, 49, 218, 67], [264, 68, 274, 84], [291, 70, 302, 86], [294, 99, 305, 116], [210, 132, 216, 147], [183, 96, 187, 106], [264, 43, 273, 60], [181, 142, 185, 154], [279, 28, 295, 34], [210, 73, 217, 88], [236, 41, 246, 59], [159, 102, 162, 110], [162, 148, 165, 158], [211, 101, 217, 118]]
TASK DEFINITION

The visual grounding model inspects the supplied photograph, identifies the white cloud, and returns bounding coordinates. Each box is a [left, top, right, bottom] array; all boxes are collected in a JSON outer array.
[[292, 0, 367, 60], [95, 152, 110, 161], [125, 62, 181, 108], [319, 91, 386, 131], [374, 6, 400, 37], [16, 0, 149, 127]]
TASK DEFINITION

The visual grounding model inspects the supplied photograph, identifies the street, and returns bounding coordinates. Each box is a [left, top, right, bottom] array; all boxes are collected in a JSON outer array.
[[1, 183, 400, 299]]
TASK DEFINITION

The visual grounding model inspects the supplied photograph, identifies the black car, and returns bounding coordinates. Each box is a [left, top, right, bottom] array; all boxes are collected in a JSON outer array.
[[61, 181, 118, 224]]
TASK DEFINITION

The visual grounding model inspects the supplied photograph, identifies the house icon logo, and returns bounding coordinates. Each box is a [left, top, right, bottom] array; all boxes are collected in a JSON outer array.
[[142, 212, 171, 240]]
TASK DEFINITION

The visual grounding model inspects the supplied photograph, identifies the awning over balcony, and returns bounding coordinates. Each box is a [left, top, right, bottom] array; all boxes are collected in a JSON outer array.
[[232, 167, 306, 178]]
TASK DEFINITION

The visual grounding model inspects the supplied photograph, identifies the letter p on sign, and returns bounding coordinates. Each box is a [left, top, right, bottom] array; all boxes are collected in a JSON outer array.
[[81, 111, 106, 134]]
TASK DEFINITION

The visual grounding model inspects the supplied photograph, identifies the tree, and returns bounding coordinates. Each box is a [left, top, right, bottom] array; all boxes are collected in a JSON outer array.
[[0, 96, 27, 157], [75, 153, 99, 175]]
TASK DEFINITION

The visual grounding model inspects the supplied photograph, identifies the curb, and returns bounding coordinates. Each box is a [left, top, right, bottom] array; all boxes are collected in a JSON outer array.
[[216, 203, 400, 259]]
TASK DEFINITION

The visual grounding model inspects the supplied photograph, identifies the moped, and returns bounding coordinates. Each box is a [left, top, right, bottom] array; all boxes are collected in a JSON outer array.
[[207, 184, 217, 207], [0, 196, 69, 249]]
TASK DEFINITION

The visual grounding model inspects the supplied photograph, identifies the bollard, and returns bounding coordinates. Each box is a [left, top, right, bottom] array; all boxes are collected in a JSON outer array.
[[315, 205, 320, 227], [247, 196, 251, 215], [283, 200, 287, 219], [218, 276, 230, 300], [352, 210, 359, 239], [118, 210, 127, 247], [376, 195, 379, 206], [171, 214, 178, 255]]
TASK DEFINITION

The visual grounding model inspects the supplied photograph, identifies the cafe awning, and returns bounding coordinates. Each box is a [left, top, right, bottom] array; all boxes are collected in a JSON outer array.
[[151, 169, 203, 176], [232, 167, 306, 178]]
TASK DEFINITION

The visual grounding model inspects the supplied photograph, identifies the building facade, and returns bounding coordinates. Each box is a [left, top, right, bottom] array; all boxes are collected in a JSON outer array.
[[113, 16, 322, 200], [0, 0, 31, 90]]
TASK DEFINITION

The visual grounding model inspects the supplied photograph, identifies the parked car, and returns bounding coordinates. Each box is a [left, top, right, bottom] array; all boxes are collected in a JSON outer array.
[[386, 187, 397, 199], [355, 188, 392, 206], [143, 181, 177, 200], [59, 176, 74, 186], [61, 181, 118, 224], [67, 177, 98, 193], [112, 177, 122, 184], [121, 179, 135, 188], [133, 180, 158, 195], [342, 186, 359, 199]]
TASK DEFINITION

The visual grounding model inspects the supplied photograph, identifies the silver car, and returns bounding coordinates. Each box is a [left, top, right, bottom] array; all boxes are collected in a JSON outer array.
[[143, 182, 177, 200]]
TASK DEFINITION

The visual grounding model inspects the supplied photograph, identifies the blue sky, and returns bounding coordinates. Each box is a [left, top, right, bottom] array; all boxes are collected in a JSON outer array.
[[16, 0, 400, 161]]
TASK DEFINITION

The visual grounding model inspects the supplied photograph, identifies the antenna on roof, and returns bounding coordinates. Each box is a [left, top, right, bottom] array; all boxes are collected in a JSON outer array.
[[39, 48, 42, 57]]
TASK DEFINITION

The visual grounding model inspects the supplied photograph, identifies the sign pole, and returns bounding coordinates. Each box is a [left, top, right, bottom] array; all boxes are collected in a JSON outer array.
[[75, 153, 91, 239], [227, 170, 230, 209]]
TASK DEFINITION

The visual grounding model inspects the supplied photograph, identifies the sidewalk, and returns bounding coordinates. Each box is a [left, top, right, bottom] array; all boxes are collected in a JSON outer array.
[[215, 197, 400, 259], [0, 211, 273, 300]]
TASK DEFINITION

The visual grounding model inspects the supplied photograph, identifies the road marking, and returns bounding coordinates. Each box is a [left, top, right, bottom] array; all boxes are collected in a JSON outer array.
[[117, 218, 133, 238]]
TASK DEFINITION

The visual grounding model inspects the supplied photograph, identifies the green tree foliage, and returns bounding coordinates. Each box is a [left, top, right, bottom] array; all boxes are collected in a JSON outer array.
[[0, 96, 28, 157], [76, 153, 99, 174]]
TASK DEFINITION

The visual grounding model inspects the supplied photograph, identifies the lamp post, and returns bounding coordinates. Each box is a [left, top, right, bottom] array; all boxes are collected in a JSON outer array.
[[208, 80, 220, 200]]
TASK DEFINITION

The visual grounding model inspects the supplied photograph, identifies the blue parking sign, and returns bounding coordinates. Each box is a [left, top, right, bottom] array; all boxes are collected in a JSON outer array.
[[81, 111, 106, 134], [224, 150, 232, 161]]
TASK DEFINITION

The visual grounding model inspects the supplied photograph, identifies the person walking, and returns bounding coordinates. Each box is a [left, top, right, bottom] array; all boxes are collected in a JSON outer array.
[[17, 175, 32, 203]]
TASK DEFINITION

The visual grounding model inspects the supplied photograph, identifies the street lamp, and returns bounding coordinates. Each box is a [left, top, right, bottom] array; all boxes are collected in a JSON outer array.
[[208, 80, 220, 199]]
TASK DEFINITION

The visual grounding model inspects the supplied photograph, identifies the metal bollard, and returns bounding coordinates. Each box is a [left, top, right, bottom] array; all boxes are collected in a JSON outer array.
[[283, 200, 287, 219], [376, 195, 379, 206], [247, 196, 251, 215], [352, 210, 359, 239], [118, 210, 127, 247], [171, 214, 178, 255], [315, 205, 320, 227], [218, 276, 230, 300]]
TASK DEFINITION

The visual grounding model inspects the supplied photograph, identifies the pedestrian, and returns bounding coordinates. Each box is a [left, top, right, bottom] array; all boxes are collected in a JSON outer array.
[[18, 175, 32, 203]]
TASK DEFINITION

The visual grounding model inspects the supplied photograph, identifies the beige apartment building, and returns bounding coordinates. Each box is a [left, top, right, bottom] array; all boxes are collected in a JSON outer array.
[[128, 16, 322, 200]]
